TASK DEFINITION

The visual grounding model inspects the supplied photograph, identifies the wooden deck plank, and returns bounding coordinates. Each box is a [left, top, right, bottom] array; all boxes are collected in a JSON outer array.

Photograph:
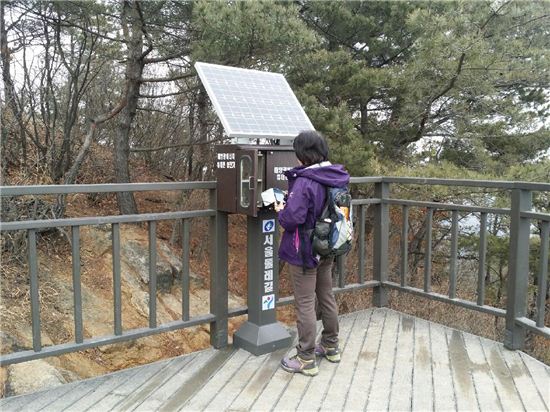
[[499, 345, 547, 411], [479, 337, 525, 411], [519, 351, 550, 409], [78, 358, 170, 411], [132, 349, 217, 411], [447, 329, 479, 411], [366, 308, 401, 411], [227, 343, 295, 412], [462, 331, 502, 411], [429, 322, 457, 411], [1, 308, 548, 412], [319, 310, 370, 411], [343, 308, 386, 411], [248, 357, 293, 412], [0, 391, 43, 411], [282, 312, 356, 412], [61, 367, 141, 411], [204, 352, 268, 411], [180, 348, 250, 411], [42, 379, 109, 411], [158, 347, 236, 412], [388, 313, 415, 411], [0, 380, 70, 412], [411, 318, 435, 411], [111, 353, 196, 411], [11, 380, 76, 412]]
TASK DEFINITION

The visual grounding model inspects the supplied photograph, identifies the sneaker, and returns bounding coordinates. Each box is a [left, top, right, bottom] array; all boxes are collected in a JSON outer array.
[[281, 355, 319, 376], [315, 343, 341, 363]]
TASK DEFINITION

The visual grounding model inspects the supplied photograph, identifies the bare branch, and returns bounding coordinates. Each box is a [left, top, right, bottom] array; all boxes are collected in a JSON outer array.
[[141, 71, 194, 83], [130, 136, 229, 152], [139, 88, 196, 98], [143, 50, 190, 64]]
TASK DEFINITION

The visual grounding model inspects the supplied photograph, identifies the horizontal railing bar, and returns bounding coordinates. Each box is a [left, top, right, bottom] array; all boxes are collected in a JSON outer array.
[[276, 295, 295, 307], [521, 211, 550, 221], [228, 306, 248, 318], [349, 177, 383, 184], [0, 314, 216, 366], [383, 281, 506, 318], [515, 317, 550, 339], [3, 178, 547, 196], [276, 281, 379, 308], [0, 181, 217, 196], [351, 199, 381, 206], [380, 177, 550, 191], [0, 210, 215, 231], [4, 177, 546, 196], [333, 281, 379, 294], [385, 199, 510, 215]]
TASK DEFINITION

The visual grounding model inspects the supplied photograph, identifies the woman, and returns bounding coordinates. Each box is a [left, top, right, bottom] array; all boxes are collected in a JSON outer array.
[[276, 130, 350, 376]]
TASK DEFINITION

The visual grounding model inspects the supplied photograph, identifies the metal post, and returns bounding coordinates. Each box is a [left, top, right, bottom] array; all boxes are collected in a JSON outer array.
[[373, 181, 389, 307], [358, 205, 366, 284], [536, 221, 549, 327], [71, 226, 83, 343], [112, 223, 122, 336], [477, 213, 488, 306], [400, 205, 409, 287], [148, 221, 157, 329], [423, 208, 433, 293], [337, 255, 345, 288], [233, 209, 292, 355], [209, 189, 228, 348], [182, 219, 190, 322], [449, 210, 459, 299], [504, 189, 532, 350], [28, 229, 42, 351]]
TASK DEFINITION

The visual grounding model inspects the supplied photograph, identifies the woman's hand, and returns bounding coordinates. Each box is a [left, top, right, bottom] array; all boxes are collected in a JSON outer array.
[[274, 201, 285, 212]]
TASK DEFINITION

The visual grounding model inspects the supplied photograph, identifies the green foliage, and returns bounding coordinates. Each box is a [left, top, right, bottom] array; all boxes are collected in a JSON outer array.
[[191, 0, 317, 69], [292, 0, 549, 174]]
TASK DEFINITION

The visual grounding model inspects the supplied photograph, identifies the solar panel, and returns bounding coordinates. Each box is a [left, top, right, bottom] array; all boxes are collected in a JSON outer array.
[[195, 62, 314, 142]]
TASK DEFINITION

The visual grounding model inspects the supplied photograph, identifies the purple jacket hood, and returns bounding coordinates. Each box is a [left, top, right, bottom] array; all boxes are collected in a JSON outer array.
[[284, 163, 350, 189], [277, 162, 350, 268]]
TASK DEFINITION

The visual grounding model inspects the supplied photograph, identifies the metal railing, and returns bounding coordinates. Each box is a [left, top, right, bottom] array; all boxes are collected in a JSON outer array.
[[0, 177, 548, 366], [346, 177, 550, 350], [0, 182, 228, 366]]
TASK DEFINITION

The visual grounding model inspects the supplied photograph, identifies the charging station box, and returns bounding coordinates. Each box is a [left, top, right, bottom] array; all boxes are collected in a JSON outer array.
[[215, 145, 297, 216]]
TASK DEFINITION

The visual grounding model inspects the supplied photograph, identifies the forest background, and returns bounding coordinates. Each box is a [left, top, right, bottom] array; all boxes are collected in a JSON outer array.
[[1, 0, 549, 377]]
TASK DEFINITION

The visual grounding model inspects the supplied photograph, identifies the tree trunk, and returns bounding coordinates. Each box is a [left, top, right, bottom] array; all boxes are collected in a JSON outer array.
[[1, 2, 26, 168], [193, 86, 210, 180], [114, 0, 146, 215]]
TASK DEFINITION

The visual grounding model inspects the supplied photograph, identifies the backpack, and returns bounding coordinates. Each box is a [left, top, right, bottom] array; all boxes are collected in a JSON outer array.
[[311, 186, 353, 257]]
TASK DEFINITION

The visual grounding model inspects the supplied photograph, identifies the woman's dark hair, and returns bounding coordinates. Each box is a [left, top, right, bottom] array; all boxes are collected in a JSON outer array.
[[293, 130, 329, 166]]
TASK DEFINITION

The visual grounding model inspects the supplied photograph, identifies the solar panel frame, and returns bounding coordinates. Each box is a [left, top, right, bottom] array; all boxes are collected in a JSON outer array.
[[195, 62, 314, 142]]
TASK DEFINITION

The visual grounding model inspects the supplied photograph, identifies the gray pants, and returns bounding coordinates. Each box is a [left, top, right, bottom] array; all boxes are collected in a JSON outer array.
[[289, 258, 339, 360]]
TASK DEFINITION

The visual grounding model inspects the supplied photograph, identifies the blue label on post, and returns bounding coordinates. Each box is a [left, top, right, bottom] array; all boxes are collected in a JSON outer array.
[[262, 219, 275, 233]]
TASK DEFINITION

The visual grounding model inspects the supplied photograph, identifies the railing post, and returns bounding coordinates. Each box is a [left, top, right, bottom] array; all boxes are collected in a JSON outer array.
[[373, 181, 389, 307], [504, 189, 532, 350], [209, 189, 228, 348]]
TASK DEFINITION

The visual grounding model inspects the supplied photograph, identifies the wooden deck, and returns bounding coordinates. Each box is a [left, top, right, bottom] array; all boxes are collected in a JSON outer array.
[[1, 308, 548, 411]]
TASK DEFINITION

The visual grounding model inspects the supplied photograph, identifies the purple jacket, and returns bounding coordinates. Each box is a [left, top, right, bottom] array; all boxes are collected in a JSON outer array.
[[278, 162, 350, 268]]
